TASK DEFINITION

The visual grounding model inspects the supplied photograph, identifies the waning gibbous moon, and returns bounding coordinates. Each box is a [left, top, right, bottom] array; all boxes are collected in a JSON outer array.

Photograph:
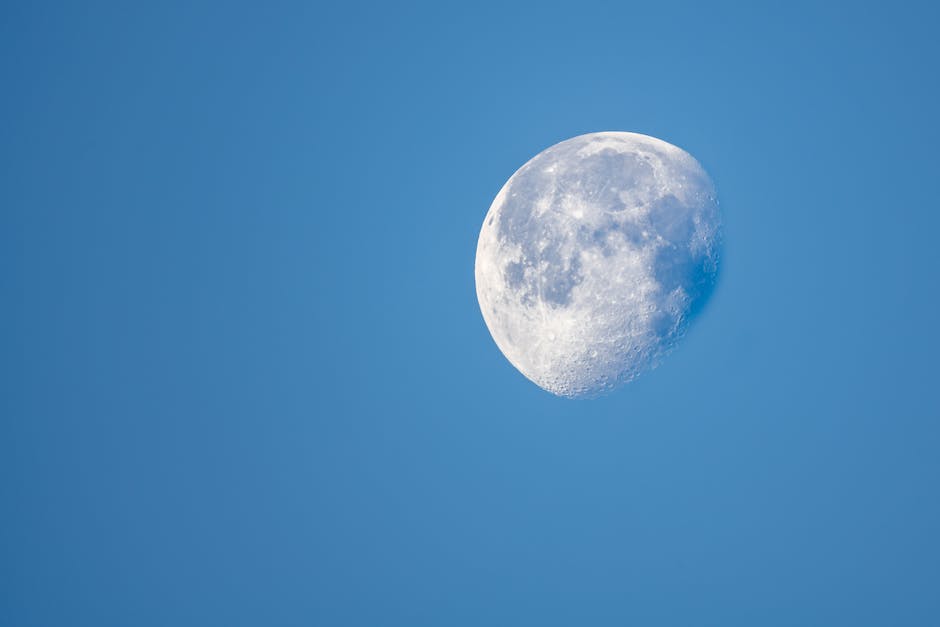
[[474, 132, 722, 399]]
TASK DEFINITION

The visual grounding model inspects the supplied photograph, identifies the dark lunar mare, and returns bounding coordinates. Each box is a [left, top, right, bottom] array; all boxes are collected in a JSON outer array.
[[498, 142, 719, 324], [496, 151, 586, 308]]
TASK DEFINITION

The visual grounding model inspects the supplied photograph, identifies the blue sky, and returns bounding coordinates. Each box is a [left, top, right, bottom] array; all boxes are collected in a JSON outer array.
[[3, 2, 940, 625]]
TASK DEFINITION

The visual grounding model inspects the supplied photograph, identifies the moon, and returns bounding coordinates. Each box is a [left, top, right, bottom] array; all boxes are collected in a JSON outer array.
[[475, 132, 722, 398]]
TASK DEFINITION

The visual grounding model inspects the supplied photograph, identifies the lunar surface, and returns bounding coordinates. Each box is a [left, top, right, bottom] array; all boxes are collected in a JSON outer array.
[[475, 132, 721, 398]]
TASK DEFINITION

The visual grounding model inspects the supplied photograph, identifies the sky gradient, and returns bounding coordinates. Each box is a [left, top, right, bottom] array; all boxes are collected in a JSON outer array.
[[3, 2, 940, 625]]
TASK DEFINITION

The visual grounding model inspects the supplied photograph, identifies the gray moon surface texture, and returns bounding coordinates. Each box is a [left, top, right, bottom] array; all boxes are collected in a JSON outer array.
[[475, 132, 722, 398]]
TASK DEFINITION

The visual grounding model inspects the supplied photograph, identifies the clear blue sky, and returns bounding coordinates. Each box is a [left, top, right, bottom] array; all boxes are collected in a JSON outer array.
[[3, 2, 940, 625]]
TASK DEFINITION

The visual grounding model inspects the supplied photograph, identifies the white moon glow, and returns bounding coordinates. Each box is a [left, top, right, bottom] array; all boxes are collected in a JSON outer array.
[[475, 132, 721, 398]]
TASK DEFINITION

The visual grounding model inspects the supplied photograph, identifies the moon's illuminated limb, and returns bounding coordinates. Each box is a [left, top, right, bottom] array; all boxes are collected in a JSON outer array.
[[475, 132, 721, 398]]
